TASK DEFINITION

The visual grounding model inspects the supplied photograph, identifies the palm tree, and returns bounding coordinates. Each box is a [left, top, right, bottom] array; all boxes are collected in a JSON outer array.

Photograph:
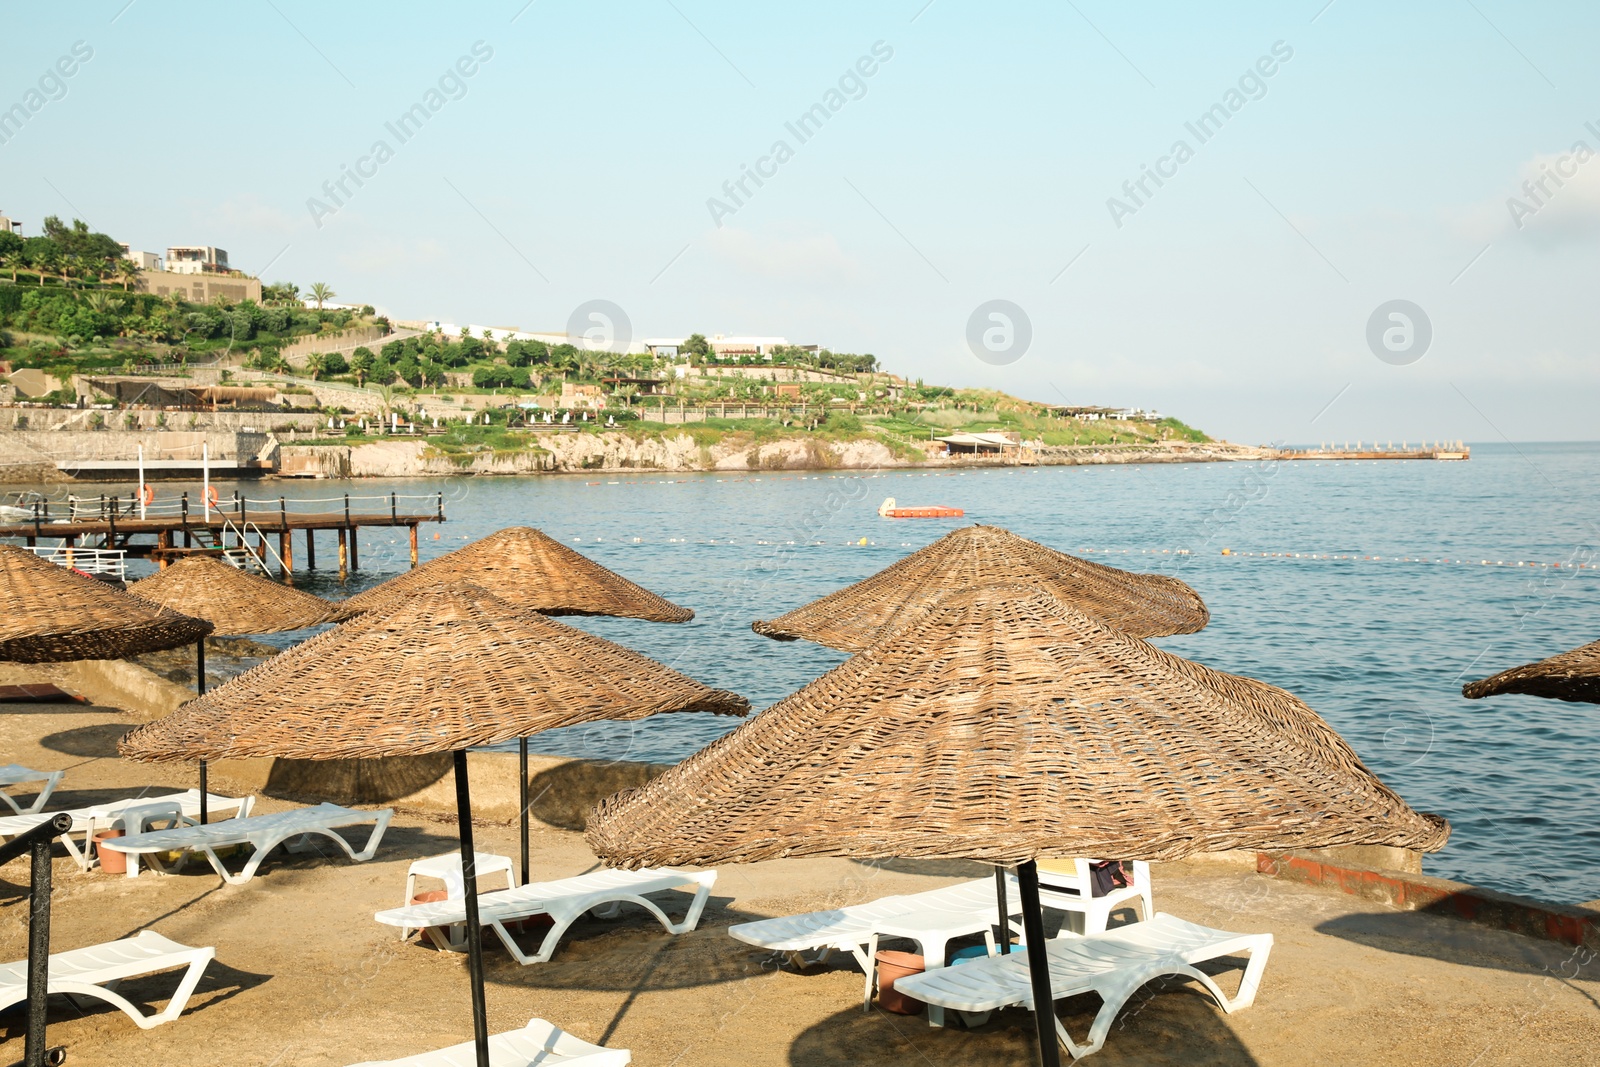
[[2, 251, 22, 283], [84, 291, 125, 315], [309, 282, 335, 310], [29, 244, 61, 286], [115, 258, 141, 292], [306, 352, 328, 381]]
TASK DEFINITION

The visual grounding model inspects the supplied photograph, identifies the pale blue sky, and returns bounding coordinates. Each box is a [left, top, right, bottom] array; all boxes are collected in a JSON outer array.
[[3, 1, 1597, 442]]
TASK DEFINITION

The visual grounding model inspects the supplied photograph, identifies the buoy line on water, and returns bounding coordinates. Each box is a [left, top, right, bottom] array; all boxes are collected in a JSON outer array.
[[385, 537, 1600, 570]]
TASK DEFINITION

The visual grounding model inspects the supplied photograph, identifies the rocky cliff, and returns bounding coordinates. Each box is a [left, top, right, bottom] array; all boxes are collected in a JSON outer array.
[[279, 432, 919, 477]]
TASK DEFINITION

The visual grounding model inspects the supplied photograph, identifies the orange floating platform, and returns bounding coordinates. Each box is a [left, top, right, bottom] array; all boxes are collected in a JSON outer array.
[[877, 497, 965, 519]]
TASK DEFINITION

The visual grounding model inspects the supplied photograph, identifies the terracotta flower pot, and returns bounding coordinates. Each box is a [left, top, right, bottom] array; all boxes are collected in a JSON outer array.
[[874, 950, 926, 1014], [94, 829, 127, 875]]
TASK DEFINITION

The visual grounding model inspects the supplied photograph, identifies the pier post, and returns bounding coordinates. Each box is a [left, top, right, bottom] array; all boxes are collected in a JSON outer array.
[[337, 527, 348, 581], [410, 525, 418, 568], [306, 529, 316, 569], [279, 530, 291, 576], [349, 528, 359, 572]]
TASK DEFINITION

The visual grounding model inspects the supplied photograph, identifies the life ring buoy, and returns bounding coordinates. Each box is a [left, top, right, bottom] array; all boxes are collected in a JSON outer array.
[[205, 486, 219, 507], [140, 484, 154, 506]]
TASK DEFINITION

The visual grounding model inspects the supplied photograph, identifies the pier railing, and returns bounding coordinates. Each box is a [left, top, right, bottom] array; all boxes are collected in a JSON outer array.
[[63, 491, 446, 524], [26, 545, 127, 580]]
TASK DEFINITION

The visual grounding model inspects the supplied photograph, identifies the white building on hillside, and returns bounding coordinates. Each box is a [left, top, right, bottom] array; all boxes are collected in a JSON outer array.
[[644, 334, 816, 359], [0, 210, 20, 234], [166, 246, 230, 274], [118, 244, 162, 271]]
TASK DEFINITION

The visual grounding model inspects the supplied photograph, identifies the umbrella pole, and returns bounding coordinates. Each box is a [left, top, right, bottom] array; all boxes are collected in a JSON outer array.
[[518, 736, 529, 885], [993, 864, 1012, 946], [452, 750, 491, 1067], [196, 639, 207, 825], [1017, 861, 1062, 1067]]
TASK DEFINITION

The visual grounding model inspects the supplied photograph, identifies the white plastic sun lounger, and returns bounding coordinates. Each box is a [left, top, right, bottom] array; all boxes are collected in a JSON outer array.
[[895, 913, 1273, 1059], [102, 802, 393, 885], [0, 930, 214, 1030], [374, 867, 716, 965], [0, 763, 65, 814], [729, 876, 1015, 1023], [0, 790, 253, 872], [348, 1018, 630, 1066], [1033, 858, 1153, 936]]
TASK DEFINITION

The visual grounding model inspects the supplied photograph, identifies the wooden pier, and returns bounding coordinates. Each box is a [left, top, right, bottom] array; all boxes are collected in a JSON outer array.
[[0, 491, 446, 580], [1276, 442, 1469, 462]]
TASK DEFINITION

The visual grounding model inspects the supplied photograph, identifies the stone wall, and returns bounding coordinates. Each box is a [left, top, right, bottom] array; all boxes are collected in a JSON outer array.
[[0, 428, 280, 482]]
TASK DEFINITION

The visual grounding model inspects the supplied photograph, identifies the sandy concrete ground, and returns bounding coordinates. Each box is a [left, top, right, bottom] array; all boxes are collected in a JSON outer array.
[[2, 699, 1598, 1067]]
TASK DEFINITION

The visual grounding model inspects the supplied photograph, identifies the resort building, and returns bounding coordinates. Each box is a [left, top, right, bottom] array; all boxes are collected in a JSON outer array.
[[936, 430, 1024, 456], [560, 382, 605, 409], [0, 210, 19, 234], [118, 244, 162, 271], [135, 269, 262, 305], [165, 246, 231, 275], [643, 335, 818, 360]]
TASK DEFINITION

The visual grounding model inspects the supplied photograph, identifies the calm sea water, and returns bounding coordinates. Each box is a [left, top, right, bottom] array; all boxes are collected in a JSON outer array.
[[37, 443, 1600, 903]]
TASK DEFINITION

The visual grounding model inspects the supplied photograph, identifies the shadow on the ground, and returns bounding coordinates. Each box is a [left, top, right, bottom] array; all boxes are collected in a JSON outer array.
[[523, 759, 669, 832], [851, 857, 996, 880], [466, 893, 773, 994], [39, 722, 131, 759], [1316, 910, 1600, 991], [0, 957, 271, 1039], [789, 974, 1264, 1067]]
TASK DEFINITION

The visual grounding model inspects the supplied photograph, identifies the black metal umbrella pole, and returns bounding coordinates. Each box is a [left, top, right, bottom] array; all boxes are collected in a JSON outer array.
[[0, 812, 73, 1067], [1017, 861, 1062, 1067], [452, 750, 491, 1067], [519, 736, 530, 885], [196, 638, 208, 824]]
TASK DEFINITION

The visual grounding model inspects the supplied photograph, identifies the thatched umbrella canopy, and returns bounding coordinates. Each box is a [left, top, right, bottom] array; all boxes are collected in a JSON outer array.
[[338, 526, 693, 622], [750, 524, 1209, 650], [334, 525, 696, 886], [594, 583, 1447, 867], [126, 553, 344, 822], [596, 582, 1444, 1067], [127, 556, 342, 636], [121, 582, 747, 1067], [1462, 639, 1600, 704], [120, 583, 747, 762], [0, 545, 212, 663]]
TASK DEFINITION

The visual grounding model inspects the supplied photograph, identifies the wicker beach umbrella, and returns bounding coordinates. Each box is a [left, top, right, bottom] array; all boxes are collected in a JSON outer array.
[[121, 582, 746, 1067], [338, 525, 693, 621], [1462, 638, 1600, 704], [591, 583, 1446, 1067], [751, 524, 1209, 650], [128, 555, 343, 821], [0, 545, 212, 663], [127, 556, 342, 637], [338, 525, 695, 884]]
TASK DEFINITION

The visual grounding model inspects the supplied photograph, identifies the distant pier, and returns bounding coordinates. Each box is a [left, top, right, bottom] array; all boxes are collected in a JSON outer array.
[[1275, 441, 1469, 461], [0, 490, 446, 580]]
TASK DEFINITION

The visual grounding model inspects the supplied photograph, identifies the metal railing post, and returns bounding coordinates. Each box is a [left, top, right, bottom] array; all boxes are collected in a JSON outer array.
[[343, 494, 350, 525]]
